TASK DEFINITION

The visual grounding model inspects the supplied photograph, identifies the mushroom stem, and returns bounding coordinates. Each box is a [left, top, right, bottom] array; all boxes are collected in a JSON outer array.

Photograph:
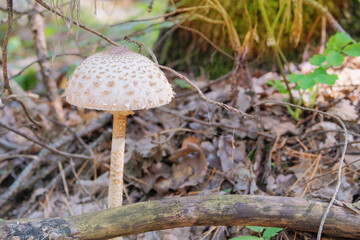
[[108, 111, 130, 208]]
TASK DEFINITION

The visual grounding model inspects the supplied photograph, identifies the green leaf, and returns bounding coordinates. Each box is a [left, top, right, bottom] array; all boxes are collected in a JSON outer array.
[[274, 79, 288, 93], [343, 43, 360, 57], [309, 54, 326, 66], [293, 85, 301, 90], [262, 227, 283, 240], [326, 32, 352, 51], [14, 68, 38, 91], [288, 74, 304, 83], [246, 226, 265, 233], [266, 80, 275, 86], [267, 79, 288, 93], [313, 67, 327, 76], [230, 236, 261, 240], [326, 51, 344, 66], [315, 73, 338, 85], [223, 188, 232, 193], [174, 78, 193, 89], [297, 74, 316, 90]]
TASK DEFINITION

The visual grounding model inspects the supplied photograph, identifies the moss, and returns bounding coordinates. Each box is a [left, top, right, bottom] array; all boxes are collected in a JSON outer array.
[[159, 0, 360, 73]]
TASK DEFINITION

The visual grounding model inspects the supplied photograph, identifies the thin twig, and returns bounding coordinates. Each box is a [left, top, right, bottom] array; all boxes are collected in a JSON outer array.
[[160, 65, 256, 120], [176, 24, 234, 60], [306, 158, 360, 185], [0, 122, 92, 160], [0, 6, 26, 14], [9, 53, 85, 80], [0, 154, 38, 162], [110, 6, 211, 27], [2, 0, 13, 94], [305, 140, 360, 153], [255, 100, 348, 240], [0, 156, 42, 206], [158, 107, 256, 134], [69, 159, 102, 208], [34, 0, 120, 47], [0, 113, 111, 206], [147, 0, 155, 13], [303, 0, 354, 41], [175, 69, 232, 98], [1, 0, 42, 128]]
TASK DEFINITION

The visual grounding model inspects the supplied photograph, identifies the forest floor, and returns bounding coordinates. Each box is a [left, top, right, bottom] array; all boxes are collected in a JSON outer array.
[[1, 54, 359, 239]]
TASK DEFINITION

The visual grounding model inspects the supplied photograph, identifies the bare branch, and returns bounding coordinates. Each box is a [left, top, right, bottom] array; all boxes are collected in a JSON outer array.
[[0, 195, 359, 239]]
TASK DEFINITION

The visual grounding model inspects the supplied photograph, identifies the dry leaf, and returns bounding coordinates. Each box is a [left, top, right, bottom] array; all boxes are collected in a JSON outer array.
[[307, 121, 341, 148], [154, 138, 207, 193], [327, 100, 358, 121], [261, 117, 300, 136]]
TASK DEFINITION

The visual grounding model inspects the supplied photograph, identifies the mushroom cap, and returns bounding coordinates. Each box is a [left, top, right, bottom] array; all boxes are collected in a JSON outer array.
[[64, 47, 174, 111]]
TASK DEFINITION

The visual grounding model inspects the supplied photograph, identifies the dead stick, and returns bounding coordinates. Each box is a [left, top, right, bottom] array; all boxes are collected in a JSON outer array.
[[0, 122, 92, 160], [1, 195, 359, 239]]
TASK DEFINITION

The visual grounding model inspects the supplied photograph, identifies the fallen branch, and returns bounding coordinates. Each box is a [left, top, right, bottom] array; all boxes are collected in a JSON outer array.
[[1, 195, 359, 239]]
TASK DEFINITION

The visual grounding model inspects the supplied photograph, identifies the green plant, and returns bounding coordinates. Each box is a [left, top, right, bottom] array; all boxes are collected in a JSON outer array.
[[14, 68, 37, 91], [230, 226, 283, 240], [268, 32, 360, 120], [174, 78, 194, 89]]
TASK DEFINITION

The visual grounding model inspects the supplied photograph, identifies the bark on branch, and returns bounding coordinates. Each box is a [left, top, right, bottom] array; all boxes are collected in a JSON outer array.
[[1, 195, 359, 239]]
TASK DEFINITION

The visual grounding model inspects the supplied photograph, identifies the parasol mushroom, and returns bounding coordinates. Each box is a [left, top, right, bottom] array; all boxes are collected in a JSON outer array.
[[64, 46, 174, 209]]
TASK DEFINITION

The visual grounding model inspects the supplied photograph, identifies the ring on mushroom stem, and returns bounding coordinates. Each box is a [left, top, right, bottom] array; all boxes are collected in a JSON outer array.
[[64, 46, 174, 214]]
